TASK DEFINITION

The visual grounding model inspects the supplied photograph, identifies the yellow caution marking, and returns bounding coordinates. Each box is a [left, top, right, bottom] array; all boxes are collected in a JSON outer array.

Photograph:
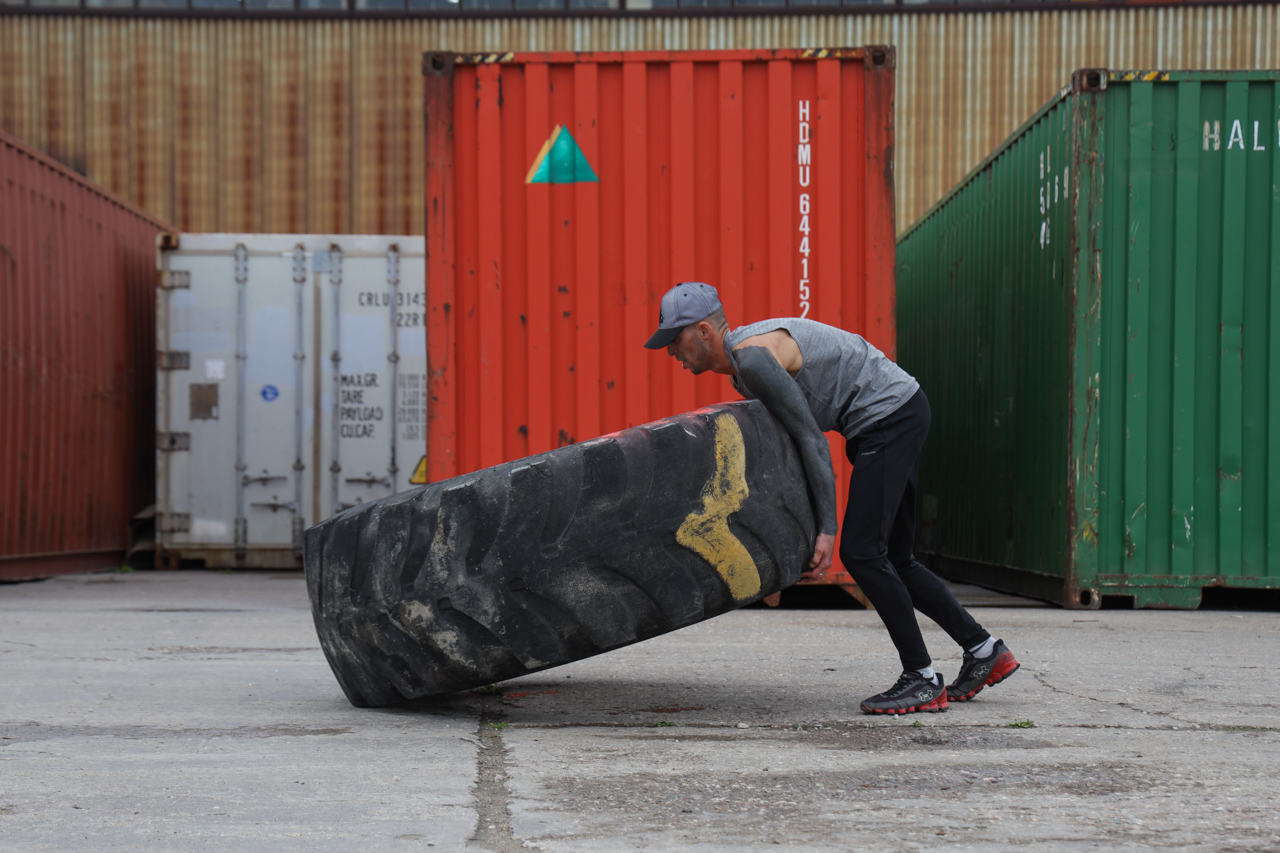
[[525, 126, 561, 184], [410, 455, 428, 485], [676, 414, 760, 601]]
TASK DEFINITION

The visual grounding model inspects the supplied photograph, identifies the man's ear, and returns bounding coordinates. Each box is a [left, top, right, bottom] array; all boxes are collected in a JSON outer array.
[[696, 320, 714, 340]]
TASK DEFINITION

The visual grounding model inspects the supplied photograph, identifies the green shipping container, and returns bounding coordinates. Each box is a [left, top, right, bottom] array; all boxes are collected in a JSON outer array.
[[897, 69, 1280, 610]]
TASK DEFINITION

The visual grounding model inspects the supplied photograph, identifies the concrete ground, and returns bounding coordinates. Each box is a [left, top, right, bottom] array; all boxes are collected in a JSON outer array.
[[2, 571, 1278, 852]]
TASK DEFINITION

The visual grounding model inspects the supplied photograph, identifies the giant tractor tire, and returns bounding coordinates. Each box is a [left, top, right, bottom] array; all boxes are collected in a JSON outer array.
[[304, 401, 815, 707]]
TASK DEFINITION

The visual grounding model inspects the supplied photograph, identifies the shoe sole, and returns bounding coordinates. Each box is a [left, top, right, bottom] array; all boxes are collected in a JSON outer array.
[[859, 696, 949, 715], [948, 657, 1021, 703]]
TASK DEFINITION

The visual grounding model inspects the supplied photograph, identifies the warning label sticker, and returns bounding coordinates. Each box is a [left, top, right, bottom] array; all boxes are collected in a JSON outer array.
[[526, 125, 599, 185]]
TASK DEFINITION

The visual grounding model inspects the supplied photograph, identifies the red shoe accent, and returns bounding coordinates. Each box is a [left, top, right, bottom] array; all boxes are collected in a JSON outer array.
[[989, 650, 1020, 682], [919, 691, 949, 712], [951, 651, 1021, 703]]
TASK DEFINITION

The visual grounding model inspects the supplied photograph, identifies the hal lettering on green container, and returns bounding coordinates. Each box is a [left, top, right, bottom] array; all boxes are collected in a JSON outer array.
[[897, 69, 1280, 610]]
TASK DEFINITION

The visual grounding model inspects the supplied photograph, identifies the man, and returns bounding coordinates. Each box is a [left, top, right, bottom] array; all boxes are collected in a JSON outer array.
[[644, 281, 1019, 715]]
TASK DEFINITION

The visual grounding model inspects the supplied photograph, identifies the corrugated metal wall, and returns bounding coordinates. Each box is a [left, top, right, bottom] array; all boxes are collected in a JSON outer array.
[[3, 6, 1278, 234], [898, 70, 1280, 608], [897, 91, 1076, 594], [1093, 72, 1280, 604], [422, 50, 897, 597], [0, 128, 167, 580], [425, 48, 896, 477]]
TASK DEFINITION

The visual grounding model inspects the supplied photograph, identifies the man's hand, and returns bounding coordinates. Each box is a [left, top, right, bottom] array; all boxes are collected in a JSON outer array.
[[801, 533, 837, 580]]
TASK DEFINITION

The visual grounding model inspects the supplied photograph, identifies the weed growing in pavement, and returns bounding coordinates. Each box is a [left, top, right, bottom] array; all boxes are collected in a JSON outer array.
[[911, 721, 924, 728], [114, 566, 135, 574], [1219, 725, 1278, 732], [488, 721, 509, 731], [474, 684, 503, 696], [1007, 720, 1037, 728], [647, 721, 676, 728]]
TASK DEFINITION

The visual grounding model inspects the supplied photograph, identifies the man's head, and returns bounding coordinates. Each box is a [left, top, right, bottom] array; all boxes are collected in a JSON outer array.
[[644, 282, 729, 375]]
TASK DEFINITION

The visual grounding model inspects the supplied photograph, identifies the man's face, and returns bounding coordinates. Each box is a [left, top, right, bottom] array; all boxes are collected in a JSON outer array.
[[666, 324, 711, 374]]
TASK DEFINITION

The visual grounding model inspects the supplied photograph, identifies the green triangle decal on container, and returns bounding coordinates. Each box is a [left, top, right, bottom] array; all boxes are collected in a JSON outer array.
[[525, 125, 599, 184]]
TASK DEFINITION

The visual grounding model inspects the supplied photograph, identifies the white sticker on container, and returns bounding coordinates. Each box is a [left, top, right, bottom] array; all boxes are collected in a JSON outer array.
[[190, 518, 229, 539], [204, 358, 227, 380]]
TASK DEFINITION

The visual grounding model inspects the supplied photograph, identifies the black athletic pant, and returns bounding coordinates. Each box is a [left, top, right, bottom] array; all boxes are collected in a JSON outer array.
[[838, 389, 990, 672]]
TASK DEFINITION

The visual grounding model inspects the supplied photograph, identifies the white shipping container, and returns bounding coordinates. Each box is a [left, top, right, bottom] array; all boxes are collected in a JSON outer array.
[[156, 234, 426, 568]]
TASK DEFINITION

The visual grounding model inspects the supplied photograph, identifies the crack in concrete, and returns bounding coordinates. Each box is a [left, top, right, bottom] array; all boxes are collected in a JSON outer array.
[[469, 705, 527, 853], [1031, 669, 1211, 727], [468, 718, 1219, 733], [1031, 668, 1178, 715], [0, 723, 354, 742]]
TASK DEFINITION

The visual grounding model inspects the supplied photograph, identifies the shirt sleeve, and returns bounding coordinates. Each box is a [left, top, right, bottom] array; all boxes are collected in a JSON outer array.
[[732, 346, 839, 537]]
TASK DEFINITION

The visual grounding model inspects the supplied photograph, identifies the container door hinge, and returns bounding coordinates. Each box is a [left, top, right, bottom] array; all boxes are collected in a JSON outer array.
[[157, 512, 190, 533], [158, 351, 191, 370], [242, 472, 287, 487], [234, 517, 247, 561], [345, 474, 392, 488], [161, 270, 191, 289], [157, 432, 191, 451], [249, 499, 297, 513]]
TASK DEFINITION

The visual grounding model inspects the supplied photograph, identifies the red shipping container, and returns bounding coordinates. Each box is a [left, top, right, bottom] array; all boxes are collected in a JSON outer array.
[[0, 129, 167, 581], [423, 48, 896, 597]]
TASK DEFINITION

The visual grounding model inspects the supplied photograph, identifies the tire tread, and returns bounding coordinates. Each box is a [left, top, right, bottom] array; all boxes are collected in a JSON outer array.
[[305, 401, 815, 706]]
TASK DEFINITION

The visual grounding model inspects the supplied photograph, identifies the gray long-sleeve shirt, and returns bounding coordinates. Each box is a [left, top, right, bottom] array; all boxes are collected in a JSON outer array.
[[723, 318, 919, 535]]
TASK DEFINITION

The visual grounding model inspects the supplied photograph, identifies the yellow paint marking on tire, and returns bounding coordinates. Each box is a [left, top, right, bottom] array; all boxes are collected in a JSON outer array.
[[676, 414, 760, 601]]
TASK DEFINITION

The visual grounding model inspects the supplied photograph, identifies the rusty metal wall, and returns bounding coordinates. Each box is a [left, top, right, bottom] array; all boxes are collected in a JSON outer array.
[[0, 129, 168, 580], [425, 47, 895, 474], [2, 6, 1278, 235]]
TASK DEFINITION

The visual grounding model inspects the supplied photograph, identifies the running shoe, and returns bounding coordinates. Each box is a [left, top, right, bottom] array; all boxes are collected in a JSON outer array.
[[946, 638, 1020, 702], [860, 670, 949, 715]]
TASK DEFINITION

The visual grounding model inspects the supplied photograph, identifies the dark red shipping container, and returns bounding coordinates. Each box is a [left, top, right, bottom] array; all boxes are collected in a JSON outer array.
[[424, 47, 897, 596], [0, 129, 167, 580]]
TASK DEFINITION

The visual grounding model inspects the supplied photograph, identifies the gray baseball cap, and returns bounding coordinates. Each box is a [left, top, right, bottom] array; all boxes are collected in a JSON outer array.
[[644, 282, 724, 349]]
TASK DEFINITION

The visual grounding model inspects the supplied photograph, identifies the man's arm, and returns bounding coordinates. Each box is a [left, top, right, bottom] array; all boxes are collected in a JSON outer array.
[[733, 346, 839, 541]]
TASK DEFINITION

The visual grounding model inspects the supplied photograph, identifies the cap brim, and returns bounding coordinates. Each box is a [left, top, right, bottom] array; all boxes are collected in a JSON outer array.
[[643, 326, 683, 350]]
